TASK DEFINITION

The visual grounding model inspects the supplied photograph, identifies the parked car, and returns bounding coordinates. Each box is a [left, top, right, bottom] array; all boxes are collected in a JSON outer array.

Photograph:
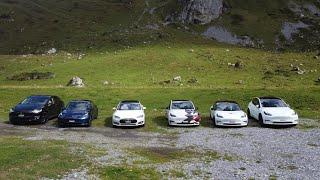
[[247, 96, 299, 126], [58, 100, 98, 127], [166, 100, 201, 126], [210, 101, 248, 127], [112, 100, 146, 127], [9, 95, 64, 125]]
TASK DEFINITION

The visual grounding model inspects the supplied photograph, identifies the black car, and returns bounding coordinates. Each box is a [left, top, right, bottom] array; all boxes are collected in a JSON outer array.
[[9, 95, 64, 125], [58, 100, 98, 127]]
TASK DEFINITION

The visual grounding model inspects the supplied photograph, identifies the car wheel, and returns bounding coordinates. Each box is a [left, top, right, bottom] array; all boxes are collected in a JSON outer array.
[[258, 114, 265, 127], [58, 123, 65, 128], [41, 116, 48, 124]]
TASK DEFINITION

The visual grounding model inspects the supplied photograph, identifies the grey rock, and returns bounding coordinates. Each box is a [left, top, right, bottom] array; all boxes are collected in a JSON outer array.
[[47, 48, 57, 55], [173, 76, 182, 82], [281, 21, 309, 41], [67, 76, 85, 87], [203, 26, 255, 47], [179, 0, 223, 24]]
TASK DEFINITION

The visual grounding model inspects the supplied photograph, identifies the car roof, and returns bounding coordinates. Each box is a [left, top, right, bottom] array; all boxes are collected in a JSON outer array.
[[214, 100, 239, 104], [69, 100, 92, 103], [29, 95, 52, 98], [171, 100, 192, 102], [120, 100, 140, 103], [258, 96, 281, 100]]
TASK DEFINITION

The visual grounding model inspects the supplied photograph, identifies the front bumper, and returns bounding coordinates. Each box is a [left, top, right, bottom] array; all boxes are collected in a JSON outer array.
[[113, 118, 145, 127], [263, 115, 299, 125], [215, 117, 248, 127], [9, 112, 43, 124], [58, 118, 90, 127], [168, 117, 200, 126]]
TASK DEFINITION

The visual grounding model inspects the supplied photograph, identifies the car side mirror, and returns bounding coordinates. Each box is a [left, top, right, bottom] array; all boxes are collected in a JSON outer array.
[[48, 102, 52, 106], [112, 107, 116, 110], [210, 106, 214, 110], [143, 107, 146, 110], [255, 104, 260, 108]]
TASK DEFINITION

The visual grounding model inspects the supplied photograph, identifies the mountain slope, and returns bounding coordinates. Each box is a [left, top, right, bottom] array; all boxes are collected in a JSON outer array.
[[0, 0, 319, 54]]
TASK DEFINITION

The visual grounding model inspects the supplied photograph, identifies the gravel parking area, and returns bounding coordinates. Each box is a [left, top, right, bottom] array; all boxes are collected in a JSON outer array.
[[1, 119, 320, 179]]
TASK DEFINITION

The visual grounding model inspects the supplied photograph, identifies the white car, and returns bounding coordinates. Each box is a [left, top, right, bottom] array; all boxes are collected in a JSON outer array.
[[247, 97, 299, 126], [166, 100, 201, 126], [210, 101, 248, 127], [112, 100, 146, 127]]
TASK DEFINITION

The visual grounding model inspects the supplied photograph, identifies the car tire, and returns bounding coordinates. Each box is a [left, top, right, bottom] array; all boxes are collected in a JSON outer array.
[[258, 114, 265, 127], [41, 116, 48, 124], [247, 109, 252, 119], [212, 115, 217, 127]]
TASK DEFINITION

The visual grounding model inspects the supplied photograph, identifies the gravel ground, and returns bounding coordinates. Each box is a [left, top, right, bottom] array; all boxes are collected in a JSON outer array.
[[1, 118, 320, 179]]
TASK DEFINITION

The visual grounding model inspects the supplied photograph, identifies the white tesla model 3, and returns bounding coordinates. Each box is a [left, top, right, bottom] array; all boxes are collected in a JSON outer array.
[[247, 97, 298, 126], [166, 100, 201, 126], [210, 101, 248, 127], [112, 100, 146, 127]]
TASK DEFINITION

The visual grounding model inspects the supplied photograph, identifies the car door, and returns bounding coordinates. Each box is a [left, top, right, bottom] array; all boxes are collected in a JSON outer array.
[[250, 98, 261, 119]]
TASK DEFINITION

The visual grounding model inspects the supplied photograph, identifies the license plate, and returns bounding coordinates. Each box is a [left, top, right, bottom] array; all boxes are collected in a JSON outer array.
[[69, 120, 75, 123], [18, 114, 24, 118], [229, 120, 236, 123]]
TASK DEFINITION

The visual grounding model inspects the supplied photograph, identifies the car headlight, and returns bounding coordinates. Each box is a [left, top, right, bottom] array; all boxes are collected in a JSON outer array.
[[114, 115, 120, 120], [137, 115, 144, 118], [32, 109, 42, 114], [241, 114, 247, 118], [9, 108, 14, 113], [216, 114, 224, 118], [264, 111, 272, 116], [80, 113, 89, 119], [170, 113, 176, 117]]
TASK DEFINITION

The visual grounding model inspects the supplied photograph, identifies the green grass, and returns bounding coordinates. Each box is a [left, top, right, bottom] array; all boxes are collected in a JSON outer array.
[[0, 137, 84, 179], [98, 166, 161, 180]]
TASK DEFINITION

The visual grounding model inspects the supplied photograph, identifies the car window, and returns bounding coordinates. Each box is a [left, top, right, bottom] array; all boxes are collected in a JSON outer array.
[[67, 102, 90, 111], [21, 96, 49, 105], [118, 103, 141, 110], [215, 102, 241, 111], [171, 101, 194, 110], [260, 99, 287, 108]]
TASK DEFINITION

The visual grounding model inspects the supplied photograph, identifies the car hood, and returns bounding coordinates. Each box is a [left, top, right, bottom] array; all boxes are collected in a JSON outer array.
[[262, 107, 296, 116], [170, 109, 198, 118], [114, 110, 144, 118], [61, 110, 88, 118], [216, 111, 246, 118], [14, 104, 44, 112]]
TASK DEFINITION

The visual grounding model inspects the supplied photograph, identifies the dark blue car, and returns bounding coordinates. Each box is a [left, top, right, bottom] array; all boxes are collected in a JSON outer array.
[[58, 100, 98, 127]]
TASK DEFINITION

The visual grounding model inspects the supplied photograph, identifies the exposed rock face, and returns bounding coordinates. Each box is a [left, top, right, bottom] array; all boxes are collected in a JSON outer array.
[[203, 26, 255, 47], [179, 0, 223, 24]]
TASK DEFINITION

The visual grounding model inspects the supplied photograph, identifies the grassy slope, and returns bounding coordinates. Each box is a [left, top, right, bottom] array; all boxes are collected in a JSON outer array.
[[0, 137, 85, 179]]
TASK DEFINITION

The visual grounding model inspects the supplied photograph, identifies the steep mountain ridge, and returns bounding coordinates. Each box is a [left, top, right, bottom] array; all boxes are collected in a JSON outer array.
[[0, 0, 319, 54]]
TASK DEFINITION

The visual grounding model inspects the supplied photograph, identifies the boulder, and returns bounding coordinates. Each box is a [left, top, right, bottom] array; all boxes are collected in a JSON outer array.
[[179, 0, 223, 24], [47, 48, 57, 55], [173, 76, 182, 82], [67, 76, 85, 87]]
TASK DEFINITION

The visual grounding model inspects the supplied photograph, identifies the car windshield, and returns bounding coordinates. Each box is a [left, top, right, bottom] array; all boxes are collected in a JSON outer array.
[[260, 99, 288, 108], [118, 103, 141, 110], [67, 102, 90, 111], [215, 102, 241, 111], [21, 96, 49, 105], [171, 101, 195, 110]]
